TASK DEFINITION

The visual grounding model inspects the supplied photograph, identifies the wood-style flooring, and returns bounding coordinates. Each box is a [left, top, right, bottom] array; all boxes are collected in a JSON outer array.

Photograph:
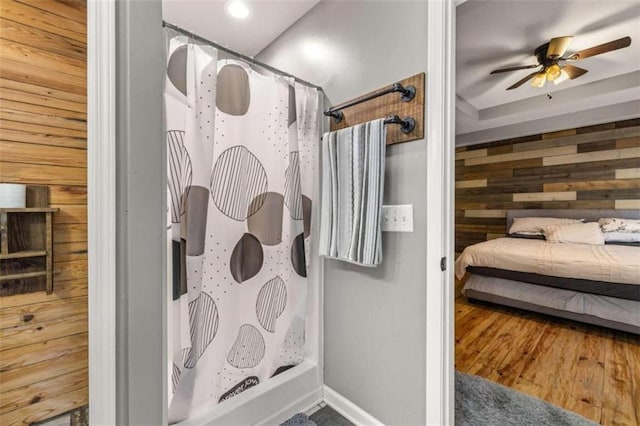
[[455, 280, 640, 425]]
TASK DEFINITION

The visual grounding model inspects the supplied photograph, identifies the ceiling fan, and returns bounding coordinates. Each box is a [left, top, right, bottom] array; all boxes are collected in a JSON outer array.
[[491, 36, 632, 90]]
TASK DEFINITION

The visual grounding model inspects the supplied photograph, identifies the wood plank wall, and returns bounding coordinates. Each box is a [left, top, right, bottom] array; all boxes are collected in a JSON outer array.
[[0, 0, 88, 423], [455, 118, 640, 255]]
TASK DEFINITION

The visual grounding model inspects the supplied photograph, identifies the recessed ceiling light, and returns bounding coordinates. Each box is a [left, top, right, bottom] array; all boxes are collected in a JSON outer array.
[[225, 0, 250, 20]]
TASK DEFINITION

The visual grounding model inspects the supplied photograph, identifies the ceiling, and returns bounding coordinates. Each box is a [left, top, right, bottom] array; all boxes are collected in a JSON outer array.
[[456, 0, 640, 145], [163, 0, 321, 57], [163, 0, 639, 146]]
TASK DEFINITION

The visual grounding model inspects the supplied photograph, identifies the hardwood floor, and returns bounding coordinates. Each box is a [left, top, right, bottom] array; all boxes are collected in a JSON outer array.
[[455, 280, 640, 425]]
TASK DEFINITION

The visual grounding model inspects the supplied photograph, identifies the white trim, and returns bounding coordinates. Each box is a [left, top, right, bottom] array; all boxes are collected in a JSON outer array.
[[426, 0, 456, 425], [176, 362, 322, 426], [322, 386, 385, 426], [258, 385, 323, 426], [87, 0, 116, 424]]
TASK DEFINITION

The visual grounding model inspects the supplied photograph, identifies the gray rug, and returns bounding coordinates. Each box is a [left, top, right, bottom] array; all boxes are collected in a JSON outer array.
[[456, 372, 598, 426], [280, 413, 317, 426]]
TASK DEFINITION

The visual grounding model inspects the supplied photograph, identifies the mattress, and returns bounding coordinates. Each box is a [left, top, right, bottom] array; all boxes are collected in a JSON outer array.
[[455, 238, 640, 286], [462, 273, 640, 335]]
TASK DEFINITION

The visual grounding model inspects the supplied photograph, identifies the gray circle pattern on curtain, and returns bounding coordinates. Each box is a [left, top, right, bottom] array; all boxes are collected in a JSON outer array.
[[210, 145, 268, 221], [167, 45, 187, 96], [284, 151, 303, 219], [246, 192, 284, 246], [256, 276, 287, 332], [183, 292, 219, 368], [229, 233, 264, 283], [227, 324, 266, 369], [168, 130, 192, 223]]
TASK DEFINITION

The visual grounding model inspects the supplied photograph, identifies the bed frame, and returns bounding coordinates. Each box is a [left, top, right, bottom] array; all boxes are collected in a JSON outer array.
[[464, 209, 640, 335]]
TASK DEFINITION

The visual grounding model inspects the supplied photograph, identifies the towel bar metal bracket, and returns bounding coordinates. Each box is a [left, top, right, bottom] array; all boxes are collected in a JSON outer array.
[[324, 82, 416, 124], [384, 115, 415, 134], [324, 72, 425, 146]]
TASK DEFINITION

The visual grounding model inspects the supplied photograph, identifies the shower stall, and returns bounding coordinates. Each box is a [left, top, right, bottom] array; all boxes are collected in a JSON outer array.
[[164, 25, 325, 425]]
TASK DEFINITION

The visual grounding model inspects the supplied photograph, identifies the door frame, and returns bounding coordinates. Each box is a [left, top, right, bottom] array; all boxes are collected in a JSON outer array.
[[88, 0, 459, 424], [425, 0, 457, 424], [87, 0, 116, 424]]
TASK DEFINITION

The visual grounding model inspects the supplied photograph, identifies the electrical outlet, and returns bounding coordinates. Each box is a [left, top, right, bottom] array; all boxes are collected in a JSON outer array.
[[381, 204, 413, 232]]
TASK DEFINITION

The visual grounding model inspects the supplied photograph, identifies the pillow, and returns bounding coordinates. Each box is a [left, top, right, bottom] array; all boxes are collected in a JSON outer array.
[[543, 222, 605, 245], [507, 233, 545, 240], [598, 218, 640, 233], [508, 217, 584, 235], [604, 231, 640, 245]]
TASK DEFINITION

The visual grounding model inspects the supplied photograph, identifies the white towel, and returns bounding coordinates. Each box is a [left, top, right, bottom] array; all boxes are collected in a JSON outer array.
[[319, 118, 386, 266]]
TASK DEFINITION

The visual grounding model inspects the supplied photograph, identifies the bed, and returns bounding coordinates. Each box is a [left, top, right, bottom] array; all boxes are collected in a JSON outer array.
[[455, 209, 640, 335]]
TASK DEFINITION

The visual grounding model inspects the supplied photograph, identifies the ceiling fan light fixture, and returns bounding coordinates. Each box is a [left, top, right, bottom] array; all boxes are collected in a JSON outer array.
[[546, 64, 562, 81], [530, 72, 547, 88], [553, 68, 570, 85]]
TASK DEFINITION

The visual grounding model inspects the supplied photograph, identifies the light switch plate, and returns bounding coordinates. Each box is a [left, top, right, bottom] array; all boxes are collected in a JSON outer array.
[[381, 204, 413, 232]]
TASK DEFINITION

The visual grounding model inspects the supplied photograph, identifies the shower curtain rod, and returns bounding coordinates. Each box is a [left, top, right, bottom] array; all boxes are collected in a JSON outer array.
[[163, 20, 324, 92]]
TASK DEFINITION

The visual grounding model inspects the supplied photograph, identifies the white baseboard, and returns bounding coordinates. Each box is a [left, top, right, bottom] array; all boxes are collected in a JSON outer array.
[[322, 386, 385, 426], [258, 387, 323, 426]]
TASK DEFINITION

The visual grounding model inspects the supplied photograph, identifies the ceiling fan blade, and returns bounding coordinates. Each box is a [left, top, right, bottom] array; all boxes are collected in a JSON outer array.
[[567, 36, 631, 60], [490, 64, 539, 74], [547, 36, 573, 58], [562, 64, 588, 79], [506, 71, 539, 90]]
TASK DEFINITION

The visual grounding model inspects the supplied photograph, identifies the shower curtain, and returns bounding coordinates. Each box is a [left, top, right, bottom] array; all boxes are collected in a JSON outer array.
[[164, 35, 320, 423]]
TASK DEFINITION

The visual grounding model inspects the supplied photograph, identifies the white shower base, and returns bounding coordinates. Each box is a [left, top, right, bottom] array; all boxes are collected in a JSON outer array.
[[175, 360, 322, 425]]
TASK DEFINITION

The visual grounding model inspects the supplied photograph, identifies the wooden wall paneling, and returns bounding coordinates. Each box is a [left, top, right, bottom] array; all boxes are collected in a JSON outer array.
[[455, 119, 640, 252], [2, 386, 88, 426], [0, 162, 86, 186], [0, 368, 87, 416], [512, 126, 640, 152], [0, 128, 86, 149], [329, 72, 425, 145], [0, 279, 87, 310], [0, 57, 85, 95], [50, 205, 87, 224], [0, 0, 87, 423], [616, 200, 640, 209], [0, 78, 86, 104], [616, 136, 640, 149], [47, 185, 87, 205], [0, 332, 87, 376], [0, 1, 85, 41], [52, 223, 87, 243], [0, 141, 86, 168], [0, 85, 86, 113], [0, 297, 86, 329], [0, 98, 86, 122], [0, 17, 86, 61], [463, 145, 577, 166]]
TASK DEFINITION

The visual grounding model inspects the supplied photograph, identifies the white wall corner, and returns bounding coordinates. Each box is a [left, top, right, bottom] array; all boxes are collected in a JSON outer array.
[[87, 0, 117, 424], [322, 386, 385, 426]]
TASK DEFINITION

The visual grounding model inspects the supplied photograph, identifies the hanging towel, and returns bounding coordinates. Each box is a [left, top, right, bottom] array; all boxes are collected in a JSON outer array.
[[319, 118, 386, 266]]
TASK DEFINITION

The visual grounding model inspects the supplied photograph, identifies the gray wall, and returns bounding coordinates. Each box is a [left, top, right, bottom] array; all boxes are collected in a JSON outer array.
[[116, 1, 166, 424], [258, 2, 428, 424]]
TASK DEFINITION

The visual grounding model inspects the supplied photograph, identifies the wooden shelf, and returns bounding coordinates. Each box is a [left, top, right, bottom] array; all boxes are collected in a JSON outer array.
[[0, 208, 59, 213], [0, 271, 47, 281], [0, 187, 57, 295], [0, 250, 47, 260]]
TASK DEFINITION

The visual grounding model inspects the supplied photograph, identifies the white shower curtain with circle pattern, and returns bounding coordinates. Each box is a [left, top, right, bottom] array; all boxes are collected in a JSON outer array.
[[164, 35, 320, 423]]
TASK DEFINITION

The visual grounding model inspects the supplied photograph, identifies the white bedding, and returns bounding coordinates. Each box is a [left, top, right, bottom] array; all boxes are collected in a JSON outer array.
[[455, 238, 640, 285]]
